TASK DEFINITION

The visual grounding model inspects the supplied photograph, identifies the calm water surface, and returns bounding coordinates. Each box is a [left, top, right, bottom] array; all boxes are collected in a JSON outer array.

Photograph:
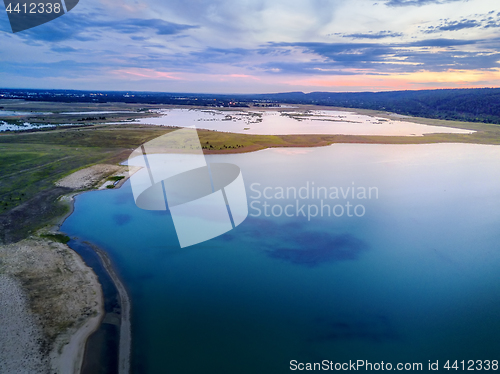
[[129, 109, 474, 136], [62, 143, 500, 373]]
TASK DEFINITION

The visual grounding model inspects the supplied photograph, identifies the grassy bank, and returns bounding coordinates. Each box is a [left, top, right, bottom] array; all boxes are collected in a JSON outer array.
[[0, 125, 175, 242]]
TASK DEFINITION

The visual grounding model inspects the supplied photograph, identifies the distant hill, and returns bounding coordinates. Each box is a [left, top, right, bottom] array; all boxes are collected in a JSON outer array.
[[2, 87, 500, 124], [252, 88, 500, 124]]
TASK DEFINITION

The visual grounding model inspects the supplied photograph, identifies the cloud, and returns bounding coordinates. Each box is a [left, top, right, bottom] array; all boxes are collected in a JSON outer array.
[[271, 42, 394, 61], [343, 31, 404, 39], [0, 0, 496, 92], [422, 14, 499, 33], [0, 10, 13, 33], [260, 61, 361, 75], [432, 20, 481, 32], [112, 18, 197, 35], [0, 60, 106, 78], [408, 38, 479, 47], [189, 47, 255, 64], [145, 0, 340, 42], [262, 38, 500, 74], [50, 46, 79, 53], [15, 13, 197, 43], [402, 50, 500, 71], [483, 20, 500, 29], [385, 0, 463, 6]]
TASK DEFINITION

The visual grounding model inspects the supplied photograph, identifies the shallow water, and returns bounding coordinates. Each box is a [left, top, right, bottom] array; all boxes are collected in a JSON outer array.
[[69, 240, 120, 374], [0, 121, 80, 132], [62, 143, 500, 373], [129, 109, 474, 136]]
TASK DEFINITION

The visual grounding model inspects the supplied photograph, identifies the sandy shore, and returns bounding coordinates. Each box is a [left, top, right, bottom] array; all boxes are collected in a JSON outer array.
[[0, 162, 132, 373], [56, 164, 127, 190], [48, 245, 104, 374], [0, 239, 104, 374], [0, 274, 47, 373]]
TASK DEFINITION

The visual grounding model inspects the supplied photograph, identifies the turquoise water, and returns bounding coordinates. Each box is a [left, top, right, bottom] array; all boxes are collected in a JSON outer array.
[[62, 144, 500, 373]]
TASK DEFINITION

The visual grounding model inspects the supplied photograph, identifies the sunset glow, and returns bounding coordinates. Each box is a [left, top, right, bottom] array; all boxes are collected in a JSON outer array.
[[1, 0, 499, 93]]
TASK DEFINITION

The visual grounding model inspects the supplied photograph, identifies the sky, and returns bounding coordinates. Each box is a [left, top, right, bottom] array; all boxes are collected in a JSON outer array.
[[1, 0, 500, 93]]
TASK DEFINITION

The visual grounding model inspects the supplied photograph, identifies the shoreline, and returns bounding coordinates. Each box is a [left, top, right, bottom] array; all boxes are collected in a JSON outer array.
[[55, 172, 132, 374], [86, 242, 131, 374], [48, 246, 105, 374]]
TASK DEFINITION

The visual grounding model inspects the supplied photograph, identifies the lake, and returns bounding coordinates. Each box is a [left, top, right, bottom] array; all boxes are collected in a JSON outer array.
[[129, 109, 474, 136], [62, 143, 500, 373]]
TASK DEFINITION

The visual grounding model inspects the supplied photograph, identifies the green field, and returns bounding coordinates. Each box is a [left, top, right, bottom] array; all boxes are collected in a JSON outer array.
[[0, 125, 176, 242]]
